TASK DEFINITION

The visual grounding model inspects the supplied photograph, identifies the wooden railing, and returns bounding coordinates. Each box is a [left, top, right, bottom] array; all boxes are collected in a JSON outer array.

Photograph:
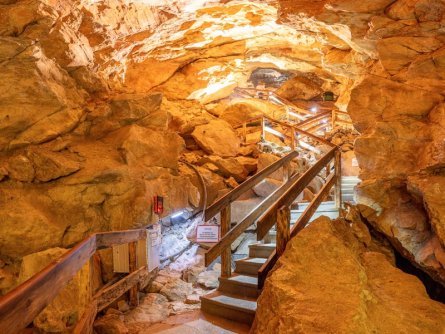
[[204, 87, 348, 285], [0, 229, 154, 334], [204, 115, 341, 280], [234, 87, 353, 131]]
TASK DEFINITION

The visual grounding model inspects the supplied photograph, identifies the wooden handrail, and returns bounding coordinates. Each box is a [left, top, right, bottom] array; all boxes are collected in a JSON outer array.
[[205, 161, 307, 266], [0, 228, 148, 333], [204, 150, 299, 221], [203, 87, 348, 292], [256, 147, 336, 240]]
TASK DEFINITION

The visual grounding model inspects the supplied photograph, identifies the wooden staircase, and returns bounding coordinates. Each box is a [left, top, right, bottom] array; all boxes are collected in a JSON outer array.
[[201, 243, 273, 324], [200, 89, 357, 325]]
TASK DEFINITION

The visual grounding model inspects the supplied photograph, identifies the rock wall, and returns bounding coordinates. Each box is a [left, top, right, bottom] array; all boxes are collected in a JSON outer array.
[[1, 0, 445, 330], [0, 0, 204, 295], [253, 216, 445, 334], [278, 0, 445, 285]]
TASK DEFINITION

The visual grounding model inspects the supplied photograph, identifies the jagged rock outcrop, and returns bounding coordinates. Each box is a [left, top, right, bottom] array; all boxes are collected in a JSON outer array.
[[192, 120, 240, 157], [253, 216, 445, 334], [277, 0, 445, 285], [1, 0, 445, 330]]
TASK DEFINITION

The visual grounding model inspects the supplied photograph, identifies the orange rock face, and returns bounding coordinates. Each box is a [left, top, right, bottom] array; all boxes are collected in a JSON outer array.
[[0, 0, 444, 330]]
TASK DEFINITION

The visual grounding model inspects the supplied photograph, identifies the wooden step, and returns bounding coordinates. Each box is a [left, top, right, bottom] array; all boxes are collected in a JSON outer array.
[[248, 243, 275, 258], [235, 257, 267, 276], [219, 274, 259, 298], [200, 291, 256, 324]]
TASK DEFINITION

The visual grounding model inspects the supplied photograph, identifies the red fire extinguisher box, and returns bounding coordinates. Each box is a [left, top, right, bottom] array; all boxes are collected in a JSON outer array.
[[153, 196, 164, 215]]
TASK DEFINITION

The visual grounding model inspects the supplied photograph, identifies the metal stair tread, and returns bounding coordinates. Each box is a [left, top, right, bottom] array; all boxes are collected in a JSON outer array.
[[236, 257, 267, 265], [248, 243, 276, 249], [220, 274, 258, 287], [201, 291, 257, 314]]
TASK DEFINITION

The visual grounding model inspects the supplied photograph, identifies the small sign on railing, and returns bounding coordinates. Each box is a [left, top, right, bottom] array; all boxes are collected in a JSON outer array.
[[197, 225, 220, 243]]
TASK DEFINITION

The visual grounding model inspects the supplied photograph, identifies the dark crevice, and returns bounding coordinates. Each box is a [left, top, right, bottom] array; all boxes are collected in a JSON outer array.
[[395, 252, 445, 303], [364, 216, 445, 303]]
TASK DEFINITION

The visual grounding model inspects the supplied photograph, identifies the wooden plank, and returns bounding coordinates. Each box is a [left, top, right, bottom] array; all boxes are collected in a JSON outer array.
[[258, 173, 336, 289], [297, 111, 331, 128], [269, 93, 313, 116], [0, 236, 97, 333], [290, 128, 296, 150], [220, 206, 232, 278], [204, 150, 298, 221], [293, 126, 335, 147], [276, 206, 290, 256], [128, 242, 139, 307], [73, 300, 97, 334], [334, 149, 342, 209], [256, 148, 336, 240], [95, 266, 155, 312], [334, 110, 349, 116], [304, 122, 330, 134], [96, 229, 147, 249], [325, 161, 331, 178], [257, 250, 277, 290]]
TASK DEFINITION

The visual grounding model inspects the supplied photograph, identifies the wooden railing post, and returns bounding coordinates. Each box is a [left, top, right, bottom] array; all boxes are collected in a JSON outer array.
[[290, 127, 296, 150], [128, 241, 139, 307], [283, 161, 292, 183], [331, 109, 336, 130], [261, 117, 265, 140], [220, 205, 232, 278], [334, 149, 342, 209], [276, 206, 290, 256], [326, 161, 331, 178]]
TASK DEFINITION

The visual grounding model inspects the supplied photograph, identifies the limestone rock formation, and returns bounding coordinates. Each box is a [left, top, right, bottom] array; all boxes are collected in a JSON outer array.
[[274, 0, 445, 285], [1, 0, 445, 330], [192, 120, 240, 157], [253, 217, 445, 334], [276, 75, 323, 101]]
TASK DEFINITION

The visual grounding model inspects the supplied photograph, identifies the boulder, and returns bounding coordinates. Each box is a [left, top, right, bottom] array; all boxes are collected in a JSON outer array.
[[191, 120, 240, 157], [6, 155, 35, 182], [94, 314, 129, 334], [220, 98, 280, 126], [196, 167, 228, 205], [159, 278, 193, 302], [408, 175, 445, 255], [0, 200, 66, 258], [377, 37, 442, 74], [124, 293, 169, 327], [0, 44, 85, 150], [236, 156, 258, 173], [349, 75, 443, 133], [276, 76, 322, 101], [356, 179, 445, 284], [18, 248, 92, 333], [214, 157, 248, 182], [114, 125, 185, 169], [28, 149, 81, 182], [110, 93, 163, 125], [253, 217, 445, 334]]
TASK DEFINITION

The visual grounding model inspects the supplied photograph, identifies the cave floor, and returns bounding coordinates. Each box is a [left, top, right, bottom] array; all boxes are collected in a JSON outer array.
[[138, 310, 250, 334]]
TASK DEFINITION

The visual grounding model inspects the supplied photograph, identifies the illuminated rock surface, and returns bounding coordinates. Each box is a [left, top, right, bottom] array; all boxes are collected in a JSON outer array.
[[0, 0, 444, 331], [253, 217, 445, 334]]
